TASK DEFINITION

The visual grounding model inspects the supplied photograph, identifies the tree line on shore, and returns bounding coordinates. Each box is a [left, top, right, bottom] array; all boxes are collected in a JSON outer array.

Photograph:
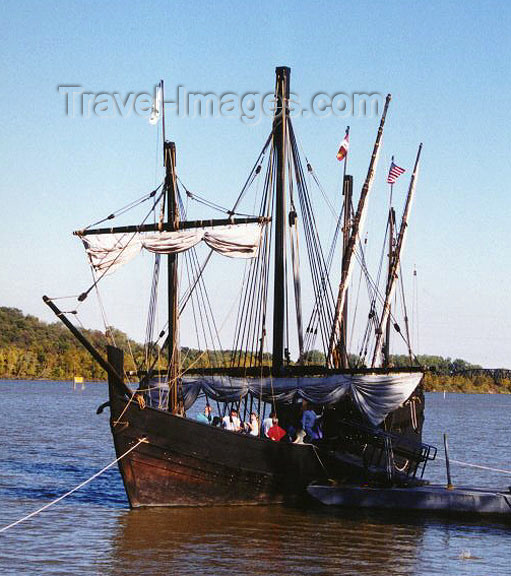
[[0, 307, 144, 380], [1, 306, 509, 393]]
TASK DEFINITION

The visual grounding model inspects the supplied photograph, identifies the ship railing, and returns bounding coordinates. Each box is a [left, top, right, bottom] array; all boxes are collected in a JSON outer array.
[[333, 419, 437, 479]]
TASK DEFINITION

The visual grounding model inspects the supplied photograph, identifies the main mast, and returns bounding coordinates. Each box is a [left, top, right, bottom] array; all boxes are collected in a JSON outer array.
[[272, 66, 290, 374]]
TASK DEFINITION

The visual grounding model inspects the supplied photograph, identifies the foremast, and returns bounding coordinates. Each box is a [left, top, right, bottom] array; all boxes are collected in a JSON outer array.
[[164, 140, 180, 412]]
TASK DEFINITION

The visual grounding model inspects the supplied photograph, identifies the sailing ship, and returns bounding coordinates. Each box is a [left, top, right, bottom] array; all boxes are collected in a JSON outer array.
[[44, 67, 436, 507]]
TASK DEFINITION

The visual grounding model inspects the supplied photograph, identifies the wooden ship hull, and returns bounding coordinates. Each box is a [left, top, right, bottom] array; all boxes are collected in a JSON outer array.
[[110, 400, 325, 508], [107, 348, 428, 508], [108, 353, 327, 507]]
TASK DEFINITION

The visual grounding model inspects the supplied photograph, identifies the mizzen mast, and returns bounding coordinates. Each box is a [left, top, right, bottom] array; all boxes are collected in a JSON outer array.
[[383, 174, 396, 368], [339, 174, 353, 368], [338, 125, 352, 368], [371, 143, 423, 368], [327, 94, 392, 367]]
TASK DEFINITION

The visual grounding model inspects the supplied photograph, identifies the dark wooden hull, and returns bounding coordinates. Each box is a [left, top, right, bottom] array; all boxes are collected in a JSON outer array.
[[108, 382, 328, 507], [106, 347, 427, 508]]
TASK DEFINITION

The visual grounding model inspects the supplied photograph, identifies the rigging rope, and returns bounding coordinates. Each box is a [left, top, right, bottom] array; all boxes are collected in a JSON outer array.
[[230, 133, 272, 215], [398, 261, 413, 362], [231, 143, 274, 368], [144, 253, 161, 366], [292, 128, 337, 220], [78, 186, 166, 301], [413, 266, 420, 355], [84, 185, 163, 231], [289, 122, 336, 361]]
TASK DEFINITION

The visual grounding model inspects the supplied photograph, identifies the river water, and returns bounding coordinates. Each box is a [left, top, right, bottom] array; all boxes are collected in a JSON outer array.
[[0, 381, 509, 575]]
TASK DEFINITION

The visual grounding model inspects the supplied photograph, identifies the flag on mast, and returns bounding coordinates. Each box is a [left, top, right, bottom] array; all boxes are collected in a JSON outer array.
[[149, 82, 163, 125], [336, 128, 350, 162], [387, 161, 405, 184]]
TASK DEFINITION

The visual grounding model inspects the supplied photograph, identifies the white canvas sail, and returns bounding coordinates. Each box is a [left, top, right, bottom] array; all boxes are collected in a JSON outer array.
[[79, 222, 265, 275]]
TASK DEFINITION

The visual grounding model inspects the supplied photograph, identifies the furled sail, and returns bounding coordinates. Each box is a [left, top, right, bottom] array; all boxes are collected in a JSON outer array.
[[79, 222, 265, 275], [172, 371, 422, 426]]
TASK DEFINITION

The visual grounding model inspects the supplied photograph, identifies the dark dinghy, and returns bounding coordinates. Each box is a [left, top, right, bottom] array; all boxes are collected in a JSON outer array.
[[307, 483, 511, 519]]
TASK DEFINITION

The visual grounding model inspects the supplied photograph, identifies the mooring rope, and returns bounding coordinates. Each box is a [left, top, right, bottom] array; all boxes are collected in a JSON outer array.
[[0, 438, 147, 534], [436, 456, 511, 476]]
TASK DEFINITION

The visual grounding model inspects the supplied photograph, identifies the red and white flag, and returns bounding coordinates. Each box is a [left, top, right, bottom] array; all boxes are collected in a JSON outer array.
[[387, 161, 405, 184], [336, 128, 350, 162]]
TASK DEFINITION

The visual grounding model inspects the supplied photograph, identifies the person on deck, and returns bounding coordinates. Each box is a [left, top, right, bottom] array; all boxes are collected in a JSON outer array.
[[267, 416, 287, 442], [262, 410, 276, 437], [196, 405, 212, 424], [222, 408, 242, 432], [301, 401, 318, 440], [246, 412, 260, 436], [293, 429, 306, 444]]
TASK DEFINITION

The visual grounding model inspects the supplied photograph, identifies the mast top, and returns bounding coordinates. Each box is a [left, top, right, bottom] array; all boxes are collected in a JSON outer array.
[[273, 67, 291, 114]]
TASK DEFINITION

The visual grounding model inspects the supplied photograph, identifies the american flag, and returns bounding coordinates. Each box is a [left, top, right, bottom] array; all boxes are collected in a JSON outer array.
[[387, 161, 405, 184]]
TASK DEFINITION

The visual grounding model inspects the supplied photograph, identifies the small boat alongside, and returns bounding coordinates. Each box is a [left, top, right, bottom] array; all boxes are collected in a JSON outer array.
[[307, 483, 511, 518]]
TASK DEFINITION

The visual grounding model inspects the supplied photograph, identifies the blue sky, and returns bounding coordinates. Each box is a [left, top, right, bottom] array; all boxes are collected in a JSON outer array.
[[1, 0, 511, 367]]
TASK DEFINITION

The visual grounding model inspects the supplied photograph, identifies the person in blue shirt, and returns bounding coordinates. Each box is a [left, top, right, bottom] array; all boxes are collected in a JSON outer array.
[[301, 401, 317, 440], [196, 404, 212, 424]]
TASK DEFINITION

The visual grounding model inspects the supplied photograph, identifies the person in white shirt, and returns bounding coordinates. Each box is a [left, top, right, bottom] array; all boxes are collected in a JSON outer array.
[[247, 412, 260, 436], [262, 410, 276, 437], [222, 408, 242, 432]]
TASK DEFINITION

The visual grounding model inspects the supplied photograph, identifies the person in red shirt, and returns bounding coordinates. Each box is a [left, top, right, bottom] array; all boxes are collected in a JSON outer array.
[[267, 416, 287, 442]]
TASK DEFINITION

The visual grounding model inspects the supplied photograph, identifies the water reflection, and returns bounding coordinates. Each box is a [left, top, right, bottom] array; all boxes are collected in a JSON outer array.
[[104, 506, 427, 576]]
